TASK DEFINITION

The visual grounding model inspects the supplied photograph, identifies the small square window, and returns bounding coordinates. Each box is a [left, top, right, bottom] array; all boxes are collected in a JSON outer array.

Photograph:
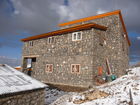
[[29, 41, 33, 46], [45, 64, 53, 73], [122, 41, 125, 51], [32, 58, 36, 62], [72, 32, 82, 41], [77, 32, 82, 39], [123, 33, 126, 38], [71, 64, 80, 74], [48, 37, 54, 44], [99, 36, 106, 46], [73, 33, 77, 40]]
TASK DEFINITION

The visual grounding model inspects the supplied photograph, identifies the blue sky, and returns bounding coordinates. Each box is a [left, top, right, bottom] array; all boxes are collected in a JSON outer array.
[[0, 0, 140, 65]]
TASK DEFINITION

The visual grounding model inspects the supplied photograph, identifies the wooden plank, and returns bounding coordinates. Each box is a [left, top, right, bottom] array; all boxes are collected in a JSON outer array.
[[106, 58, 112, 75], [23, 55, 39, 58]]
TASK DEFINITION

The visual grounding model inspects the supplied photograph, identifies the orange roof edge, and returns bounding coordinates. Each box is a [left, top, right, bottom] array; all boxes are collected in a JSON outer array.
[[21, 23, 107, 42], [58, 10, 121, 27], [119, 11, 131, 46], [58, 10, 131, 46]]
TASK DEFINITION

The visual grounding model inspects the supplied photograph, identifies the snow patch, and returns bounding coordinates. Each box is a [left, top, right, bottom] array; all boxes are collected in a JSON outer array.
[[50, 67, 140, 105]]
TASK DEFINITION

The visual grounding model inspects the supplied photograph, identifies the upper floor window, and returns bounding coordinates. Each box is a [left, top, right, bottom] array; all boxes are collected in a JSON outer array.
[[29, 41, 33, 46], [45, 64, 53, 73], [122, 34, 126, 52], [99, 35, 106, 46], [123, 33, 126, 38], [71, 64, 80, 74], [48, 37, 54, 44], [72, 32, 82, 41]]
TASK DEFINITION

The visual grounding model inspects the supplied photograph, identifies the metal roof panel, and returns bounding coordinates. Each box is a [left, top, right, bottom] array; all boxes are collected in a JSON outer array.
[[0, 64, 46, 95]]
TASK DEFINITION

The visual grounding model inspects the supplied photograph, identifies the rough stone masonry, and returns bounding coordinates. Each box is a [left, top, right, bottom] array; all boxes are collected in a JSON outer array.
[[21, 10, 130, 88], [0, 89, 45, 105]]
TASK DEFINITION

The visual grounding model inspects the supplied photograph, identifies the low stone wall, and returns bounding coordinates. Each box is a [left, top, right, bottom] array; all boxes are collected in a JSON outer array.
[[0, 88, 45, 105]]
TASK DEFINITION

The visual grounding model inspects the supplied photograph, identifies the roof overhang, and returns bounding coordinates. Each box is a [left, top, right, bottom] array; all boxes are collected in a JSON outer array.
[[21, 23, 107, 42], [58, 10, 131, 46]]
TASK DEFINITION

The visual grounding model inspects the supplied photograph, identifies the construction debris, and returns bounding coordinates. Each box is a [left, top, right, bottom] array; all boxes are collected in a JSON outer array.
[[73, 89, 109, 104]]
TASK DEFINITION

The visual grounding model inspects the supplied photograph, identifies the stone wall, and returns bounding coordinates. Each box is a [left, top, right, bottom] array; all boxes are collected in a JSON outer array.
[[22, 14, 129, 87], [0, 89, 45, 105], [22, 29, 95, 87], [88, 14, 129, 79], [61, 14, 129, 78]]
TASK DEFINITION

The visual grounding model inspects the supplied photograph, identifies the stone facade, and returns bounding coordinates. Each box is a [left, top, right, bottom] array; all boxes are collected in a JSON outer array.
[[22, 14, 129, 88], [0, 89, 45, 105]]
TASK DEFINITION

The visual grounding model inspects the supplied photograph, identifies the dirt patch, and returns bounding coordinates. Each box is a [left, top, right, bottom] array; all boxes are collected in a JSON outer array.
[[73, 89, 109, 104], [46, 83, 88, 92]]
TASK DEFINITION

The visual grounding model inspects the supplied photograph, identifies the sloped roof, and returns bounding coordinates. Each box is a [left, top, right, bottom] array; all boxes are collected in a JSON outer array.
[[21, 23, 107, 42], [0, 64, 46, 96], [58, 10, 130, 46]]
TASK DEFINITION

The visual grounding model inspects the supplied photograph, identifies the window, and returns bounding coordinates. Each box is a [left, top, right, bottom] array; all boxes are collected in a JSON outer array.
[[71, 64, 80, 73], [32, 58, 36, 62], [99, 36, 106, 46], [48, 37, 54, 44], [122, 41, 125, 51], [45, 64, 53, 72], [23, 58, 36, 76], [122, 35, 125, 52], [72, 32, 82, 41], [123, 33, 126, 38], [29, 41, 33, 46]]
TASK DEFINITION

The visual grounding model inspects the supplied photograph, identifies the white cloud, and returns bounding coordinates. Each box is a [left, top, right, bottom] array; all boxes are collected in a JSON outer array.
[[57, 5, 70, 22], [97, 9, 107, 14], [14, 10, 20, 15], [137, 37, 140, 40]]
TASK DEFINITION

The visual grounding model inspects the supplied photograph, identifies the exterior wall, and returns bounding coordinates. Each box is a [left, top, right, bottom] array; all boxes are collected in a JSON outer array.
[[22, 14, 129, 87], [92, 14, 129, 78], [61, 14, 129, 77], [0, 89, 45, 105], [22, 29, 95, 87]]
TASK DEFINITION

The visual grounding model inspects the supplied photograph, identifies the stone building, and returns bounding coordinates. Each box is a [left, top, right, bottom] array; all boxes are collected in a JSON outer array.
[[0, 64, 46, 105], [21, 10, 131, 88]]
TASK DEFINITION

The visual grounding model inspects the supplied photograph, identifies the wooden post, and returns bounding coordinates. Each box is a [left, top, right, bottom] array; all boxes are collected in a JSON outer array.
[[106, 58, 112, 75], [129, 89, 133, 105]]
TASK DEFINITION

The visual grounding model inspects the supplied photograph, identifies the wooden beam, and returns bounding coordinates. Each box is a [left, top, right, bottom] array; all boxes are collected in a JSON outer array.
[[129, 89, 133, 105], [106, 58, 112, 75], [23, 55, 39, 58]]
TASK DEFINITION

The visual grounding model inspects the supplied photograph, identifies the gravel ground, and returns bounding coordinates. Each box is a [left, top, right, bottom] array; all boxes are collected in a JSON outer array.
[[45, 85, 68, 105]]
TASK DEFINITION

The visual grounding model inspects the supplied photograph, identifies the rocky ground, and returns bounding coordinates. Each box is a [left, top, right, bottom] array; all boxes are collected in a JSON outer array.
[[45, 85, 68, 105]]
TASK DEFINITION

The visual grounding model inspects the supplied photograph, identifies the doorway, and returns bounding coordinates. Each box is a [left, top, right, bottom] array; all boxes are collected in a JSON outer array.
[[22, 57, 36, 76]]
